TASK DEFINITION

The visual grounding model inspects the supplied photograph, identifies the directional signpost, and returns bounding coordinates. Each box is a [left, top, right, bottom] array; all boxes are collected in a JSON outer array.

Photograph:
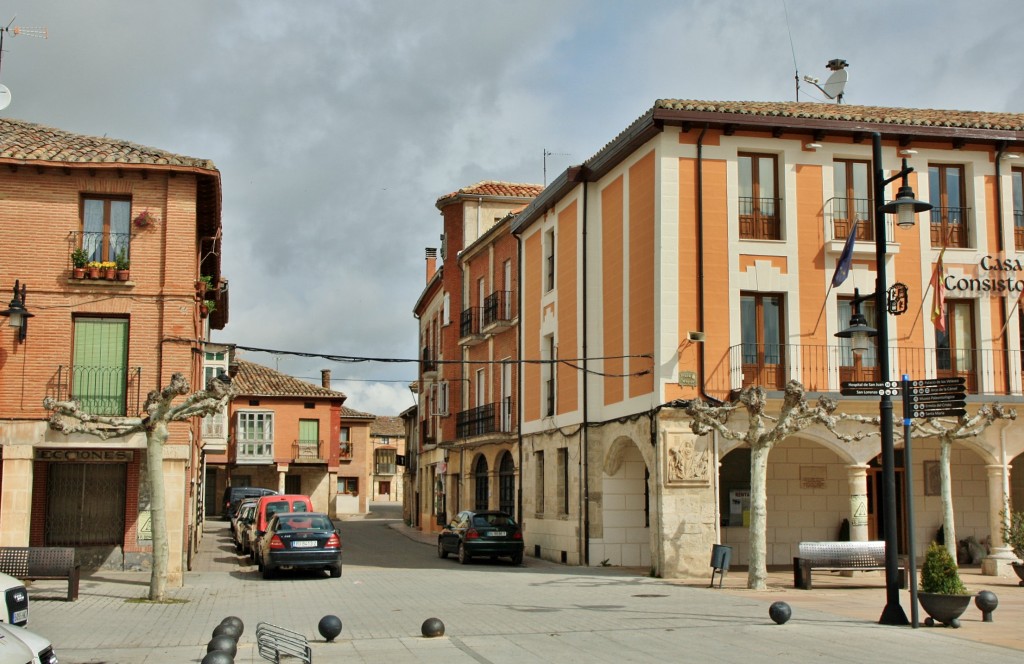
[[902, 377, 967, 419], [839, 380, 900, 397]]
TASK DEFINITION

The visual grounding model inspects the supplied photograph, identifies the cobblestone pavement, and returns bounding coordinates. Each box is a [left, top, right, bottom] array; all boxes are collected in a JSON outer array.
[[20, 505, 1024, 663]]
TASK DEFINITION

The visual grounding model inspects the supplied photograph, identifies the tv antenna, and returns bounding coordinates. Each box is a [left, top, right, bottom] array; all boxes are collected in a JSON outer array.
[[803, 59, 849, 103], [0, 17, 48, 111], [543, 149, 571, 186]]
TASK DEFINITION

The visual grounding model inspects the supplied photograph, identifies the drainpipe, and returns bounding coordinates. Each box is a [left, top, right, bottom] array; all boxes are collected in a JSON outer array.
[[515, 231, 524, 531], [581, 180, 590, 567]]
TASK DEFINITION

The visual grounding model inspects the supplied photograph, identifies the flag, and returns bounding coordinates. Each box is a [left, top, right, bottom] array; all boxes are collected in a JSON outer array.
[[830, 219, 859, 288], [931, 247, 947, 333]]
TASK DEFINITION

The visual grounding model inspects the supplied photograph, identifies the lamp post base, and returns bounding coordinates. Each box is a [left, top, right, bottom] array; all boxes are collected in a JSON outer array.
[[879, 602, 909, 626]]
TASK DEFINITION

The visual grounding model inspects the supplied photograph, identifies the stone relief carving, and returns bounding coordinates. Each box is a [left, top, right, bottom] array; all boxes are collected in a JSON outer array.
[[666, 436, 709, 485]]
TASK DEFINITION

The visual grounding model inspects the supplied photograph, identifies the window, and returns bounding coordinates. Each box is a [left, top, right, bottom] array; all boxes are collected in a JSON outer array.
[[236, 411, 274, 461], [1013, 169, 1024, 251], [476, 368, 486, 407], [82, 196, 131, 264], [338, 477, 359, 494], [296, 419, 320, 460], [443, 292, 451, 325], [534, 451, 545, 514], [202, 363, 227, 436], [375, 448, 397, 475], [339, 427, 352, 459], [473, 455, 489, 511], [72, 317, 129, 416], [499, 451, 515, 517], [838, 296, 877, 382], [738, 153, 780, 239], [544, 335, 556, 417], [545, 229, 556, 292], [929, 164, 968, 248], [430, 381, 450, 416], [557, 447, 569, 515], [936, 299, 977, 391], [740, 293, 785, 388], [833, 159, 872, 240], [379, 480, 391, 495]]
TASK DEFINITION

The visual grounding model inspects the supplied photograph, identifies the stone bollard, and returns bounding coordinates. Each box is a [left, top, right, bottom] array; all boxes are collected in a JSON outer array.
[[975, 590, 998, 622]]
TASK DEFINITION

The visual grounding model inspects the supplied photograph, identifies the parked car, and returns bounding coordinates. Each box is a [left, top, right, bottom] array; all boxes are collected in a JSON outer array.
[[437, 510, 524, 565], [221, 486, 277, 521], [256, 512, 342, 579], [0, 622, 57, 664], [0, 574, 28, 627], [248, 494, 314, 566], [232, 499, 259, 554]]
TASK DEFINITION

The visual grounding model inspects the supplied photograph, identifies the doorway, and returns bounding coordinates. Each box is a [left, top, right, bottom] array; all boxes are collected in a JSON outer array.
[[867, 451, 906, 553]]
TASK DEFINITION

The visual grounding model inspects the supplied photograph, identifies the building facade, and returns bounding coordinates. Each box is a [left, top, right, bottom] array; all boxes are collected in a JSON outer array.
[[0, 117, 227, 581], [511, 100, 1024, 577], [368, 415, 406, 503]]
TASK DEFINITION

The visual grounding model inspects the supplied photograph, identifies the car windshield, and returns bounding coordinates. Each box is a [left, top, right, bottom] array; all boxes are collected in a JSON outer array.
[[473, 514, 513, 528], [277, 515, 332, 531]]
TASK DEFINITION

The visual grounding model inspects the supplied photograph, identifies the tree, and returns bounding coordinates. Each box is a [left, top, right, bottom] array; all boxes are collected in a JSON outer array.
[[686, 380, 872, 589], [43, 372, 234, 600], [909, 405, 1016, 563]]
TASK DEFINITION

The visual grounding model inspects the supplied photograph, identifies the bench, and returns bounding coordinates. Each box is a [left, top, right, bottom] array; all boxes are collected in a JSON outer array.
[[793, 541, 905, 590], [0, 547, 80, 601]]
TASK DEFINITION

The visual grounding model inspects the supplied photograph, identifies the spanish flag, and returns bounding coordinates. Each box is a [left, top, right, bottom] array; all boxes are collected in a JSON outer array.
[[931, 247, 946, 333]]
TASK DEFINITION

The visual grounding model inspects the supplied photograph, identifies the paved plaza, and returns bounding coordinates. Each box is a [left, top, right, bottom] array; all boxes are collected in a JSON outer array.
[[19, 505, 1024, 663]]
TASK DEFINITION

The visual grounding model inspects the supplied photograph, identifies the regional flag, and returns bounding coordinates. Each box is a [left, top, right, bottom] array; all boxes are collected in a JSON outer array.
[[830, 220, 859, 288], [931, 247, 947, 333]]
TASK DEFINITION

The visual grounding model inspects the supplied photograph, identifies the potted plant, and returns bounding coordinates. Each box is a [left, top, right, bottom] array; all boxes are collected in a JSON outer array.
[[115, 249, 131, 281], [71, 248, 89, 278], [87, 261, 102, 279], [200, 299, 216, 317], [100, 260, 117, 280], [133, 209, 156, 228], [918, 541, 971, 628], [1001, 508, 1024, 586], [196, 275, 213, 297]]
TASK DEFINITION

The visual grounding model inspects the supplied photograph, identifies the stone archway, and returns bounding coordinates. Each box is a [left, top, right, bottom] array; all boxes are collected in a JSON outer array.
[[594, 436, 650, 568]]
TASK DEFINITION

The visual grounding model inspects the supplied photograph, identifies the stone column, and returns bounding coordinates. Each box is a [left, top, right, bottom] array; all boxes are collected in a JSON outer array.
[[277, 466, 287, 494], [0, 445, 34, 546], [847, 464, 870, 542], [982, 463, 1018, 576]]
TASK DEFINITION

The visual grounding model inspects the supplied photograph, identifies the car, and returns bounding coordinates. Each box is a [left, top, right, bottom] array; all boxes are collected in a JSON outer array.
[[221, 486, 277, 521], [437, 510, 524, 565], [231, 499, 259, 554], [256, 512, 342, 579], [248, 494, 314, 566], [0, 574, 28, 627], [0, 622, 57, 664]]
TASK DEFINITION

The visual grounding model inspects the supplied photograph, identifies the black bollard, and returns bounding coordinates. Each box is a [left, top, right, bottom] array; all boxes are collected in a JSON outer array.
[[201, 649, 234, 664], [421, 617, 445, 637], [318, 614, 343, 641], [975, 590, 998, 622], [213, 622, 241, 640], [769, 601, 792, 625], [207, 634, 238, 657], [221, 616, 244, 637]]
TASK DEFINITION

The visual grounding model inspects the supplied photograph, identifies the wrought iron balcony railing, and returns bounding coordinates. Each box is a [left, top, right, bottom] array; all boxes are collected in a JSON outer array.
[[738, 196, 782, 240], [292, 439, 323, 462], [456, 397, 515, 438], [460, 307, 483, 342], [422, 347, 438, 375], [49, 365, 142, 417], [68, 230, 131, 266], [483, 290, 516, 329]]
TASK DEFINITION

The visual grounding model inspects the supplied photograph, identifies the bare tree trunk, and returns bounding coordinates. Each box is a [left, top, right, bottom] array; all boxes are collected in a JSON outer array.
[[748, 443, 770, 590], [940, 438, 956, 563], [148, 421, 170, 601]]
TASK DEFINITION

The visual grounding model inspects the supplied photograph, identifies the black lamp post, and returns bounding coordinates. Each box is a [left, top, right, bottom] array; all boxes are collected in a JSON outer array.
[[0, 280, 33, 343], [836, 132, 931, 626]]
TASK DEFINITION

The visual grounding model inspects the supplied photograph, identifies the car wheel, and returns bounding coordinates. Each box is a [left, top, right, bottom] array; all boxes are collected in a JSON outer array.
[[458, 543, 471, 565], [329, 565, 342, 578], [262, 565, 274, 580], [437, 541, 448, 559], [511, 550, 524, 566]]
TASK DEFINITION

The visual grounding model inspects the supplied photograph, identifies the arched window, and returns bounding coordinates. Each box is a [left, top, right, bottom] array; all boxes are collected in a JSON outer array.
[[474, 455, 489, 511], [498, 451, 515, 517]]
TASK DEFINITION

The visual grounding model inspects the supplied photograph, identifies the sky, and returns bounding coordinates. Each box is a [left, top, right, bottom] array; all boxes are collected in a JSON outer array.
[[2, 0, 1022, 416]]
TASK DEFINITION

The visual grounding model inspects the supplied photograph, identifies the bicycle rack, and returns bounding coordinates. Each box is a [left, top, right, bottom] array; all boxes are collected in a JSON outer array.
[[256, 621, 312, 663]]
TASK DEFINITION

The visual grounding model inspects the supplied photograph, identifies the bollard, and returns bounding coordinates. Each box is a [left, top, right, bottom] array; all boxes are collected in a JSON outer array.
[[201, 651, 234, 664], [975, 590, 998, 622], [213, 622, 241, 640], [769, 601, 792, 625], [318, 614, 343, 641], [421, 617, 445, 637], [207, 634, 238, 657], [221, 616, 244, 637]]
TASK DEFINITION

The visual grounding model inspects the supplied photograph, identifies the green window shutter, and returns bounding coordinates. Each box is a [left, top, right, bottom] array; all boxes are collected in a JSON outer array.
[[298, 419, 318, 442], [73, 318, 128, 416]]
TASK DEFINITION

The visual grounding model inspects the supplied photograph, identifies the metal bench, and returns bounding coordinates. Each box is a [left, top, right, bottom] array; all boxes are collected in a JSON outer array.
[[793, 540, 905, 590], [0, 547, 80, 601]]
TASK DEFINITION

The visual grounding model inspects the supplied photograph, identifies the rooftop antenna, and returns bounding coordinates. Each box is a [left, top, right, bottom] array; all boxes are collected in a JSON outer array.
[[782, 0, 800, 101], [543, 149, 570, 187], [803, 59, 849, 104], [0, 17, 48, 111]]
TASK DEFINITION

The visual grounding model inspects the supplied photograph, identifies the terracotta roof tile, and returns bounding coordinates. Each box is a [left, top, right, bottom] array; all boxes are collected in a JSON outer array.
[[232, 360, 347, 399], [0, 117, 218, 170], [370, 416, 405, 437], [436, 180, 543, 208], [341, 406, 375, 420]]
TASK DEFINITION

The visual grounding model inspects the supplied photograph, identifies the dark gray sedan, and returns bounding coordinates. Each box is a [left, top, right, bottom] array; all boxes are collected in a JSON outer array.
[[437, 510, 524, 565], [257, 512, 342, 579]]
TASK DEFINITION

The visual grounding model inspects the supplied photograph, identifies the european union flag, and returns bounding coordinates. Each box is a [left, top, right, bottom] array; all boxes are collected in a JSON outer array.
[[831, 220, 859, 288]]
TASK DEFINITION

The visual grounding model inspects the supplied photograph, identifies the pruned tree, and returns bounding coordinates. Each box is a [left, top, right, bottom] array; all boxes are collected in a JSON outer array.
[[43, 371, 234, 600], [686, 380, 875, 589], [909, 404, 1016, 562]]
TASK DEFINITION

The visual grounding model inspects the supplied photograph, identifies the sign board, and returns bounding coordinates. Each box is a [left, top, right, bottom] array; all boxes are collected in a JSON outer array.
[[907, 384, 967, 396], [908, 406, 967, 419], [840, 380, 900, 397], [906, 377, 966, 388]]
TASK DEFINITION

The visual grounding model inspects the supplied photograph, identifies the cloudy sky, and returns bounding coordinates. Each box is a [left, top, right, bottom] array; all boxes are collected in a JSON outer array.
[[2, 0, 1021, 415]]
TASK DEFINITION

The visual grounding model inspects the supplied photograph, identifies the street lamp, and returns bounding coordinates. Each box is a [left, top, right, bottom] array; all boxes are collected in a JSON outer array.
[[836, 132, 932, 626], [0, 280, 33, 343]]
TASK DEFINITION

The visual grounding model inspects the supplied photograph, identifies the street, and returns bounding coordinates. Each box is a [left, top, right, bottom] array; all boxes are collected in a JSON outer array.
[[20, 503, 1024, 663]]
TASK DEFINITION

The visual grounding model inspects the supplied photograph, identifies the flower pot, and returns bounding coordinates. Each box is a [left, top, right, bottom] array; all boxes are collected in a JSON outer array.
[[88, 267, 100, 279], [104, 268, 117, 280], [199, 304, 210, 317], [117, 269, 130, 281], [918, 592, 972, 628], [72, 267, 85, 279], [1013, 562, 1024, 587]]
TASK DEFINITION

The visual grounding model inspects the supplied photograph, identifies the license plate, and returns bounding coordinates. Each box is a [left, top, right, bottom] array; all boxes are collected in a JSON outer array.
[[12, 609, 27, 624], [490, 531, 506, 537], [291, 541, 317, 548]]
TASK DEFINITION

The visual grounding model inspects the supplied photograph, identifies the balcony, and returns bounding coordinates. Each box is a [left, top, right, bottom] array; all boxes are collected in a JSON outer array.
[[930, 207, 970, 248], [704, 343, 1020, 400], [456, 397, 515, 439], [292, 439, 323, 463], [482, 290, 516, 333], [339, 441, 353, 461], [826, 197, 875, 242], [738, 196, 781, 240], [236, 441, 273, 465], [459, 308, 485, 346], [422, 347, 438, 379], [49, 365, 142, 417]]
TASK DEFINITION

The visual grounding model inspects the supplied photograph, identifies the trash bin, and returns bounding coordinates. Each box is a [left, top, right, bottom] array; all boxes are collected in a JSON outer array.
[[710, 544, 732, 588]]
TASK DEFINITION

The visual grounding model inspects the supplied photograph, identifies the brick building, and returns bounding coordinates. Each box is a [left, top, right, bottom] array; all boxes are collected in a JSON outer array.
[[0, 117, 226, 580]]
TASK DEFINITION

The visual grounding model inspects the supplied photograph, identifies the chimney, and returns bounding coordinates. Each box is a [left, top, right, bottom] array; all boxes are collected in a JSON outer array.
[[425, 247, 438, 283], [321, 369, 331, 389]]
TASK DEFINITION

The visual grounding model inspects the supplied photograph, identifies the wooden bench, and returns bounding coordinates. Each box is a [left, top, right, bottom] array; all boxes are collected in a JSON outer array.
[[793, 540, 905, 590], [0, 547, 80, 601]]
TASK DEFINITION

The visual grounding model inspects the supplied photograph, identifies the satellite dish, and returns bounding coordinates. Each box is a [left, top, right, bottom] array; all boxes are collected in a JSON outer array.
[[822, 69, 848, 101], [0, 84, 10, 111]]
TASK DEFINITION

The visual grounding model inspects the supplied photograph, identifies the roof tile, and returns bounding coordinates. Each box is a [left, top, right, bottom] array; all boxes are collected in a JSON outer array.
[[232, 360, 347, 399], [436, 180, 543, 208]]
